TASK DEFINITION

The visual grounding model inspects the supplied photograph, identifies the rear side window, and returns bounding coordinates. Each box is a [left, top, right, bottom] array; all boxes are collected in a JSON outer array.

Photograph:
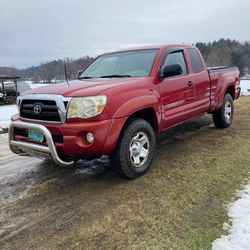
[[187, 48, 203, 73], [162, 51, 187, 75]]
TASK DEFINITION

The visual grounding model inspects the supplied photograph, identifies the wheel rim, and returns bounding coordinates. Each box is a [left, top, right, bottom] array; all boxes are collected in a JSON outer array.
[[224, 101, 232, 122], [129, 132, 149, 168]]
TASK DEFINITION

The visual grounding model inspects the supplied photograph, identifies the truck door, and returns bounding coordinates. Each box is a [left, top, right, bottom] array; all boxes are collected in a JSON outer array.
[[160, 50, 196, 129], [186, 48, 210, 114]]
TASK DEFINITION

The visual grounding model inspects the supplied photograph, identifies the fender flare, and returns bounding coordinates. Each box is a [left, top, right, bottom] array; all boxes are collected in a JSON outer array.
[[215, 81, 236, 110], [102, 95, 160, 154]]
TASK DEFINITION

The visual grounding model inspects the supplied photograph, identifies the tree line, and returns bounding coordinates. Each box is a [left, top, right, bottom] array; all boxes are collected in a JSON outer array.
[[0, 39, 249, 82], [0, 56, 94, 83], [196, 39, 250, 75]]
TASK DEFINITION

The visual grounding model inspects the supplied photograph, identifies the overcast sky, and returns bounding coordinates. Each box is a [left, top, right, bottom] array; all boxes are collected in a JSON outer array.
[[1, 0, 249, 68]]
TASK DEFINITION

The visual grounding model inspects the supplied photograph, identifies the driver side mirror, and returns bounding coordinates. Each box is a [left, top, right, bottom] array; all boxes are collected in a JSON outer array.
[[77, 70, 83, 79], [161, 64, 183, 78]]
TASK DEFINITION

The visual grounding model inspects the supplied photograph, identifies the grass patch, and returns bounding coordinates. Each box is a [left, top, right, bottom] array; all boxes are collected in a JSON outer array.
[[64, 97, 250, 249], [76, 97, 250, 249], [2, 97, 250, 250]]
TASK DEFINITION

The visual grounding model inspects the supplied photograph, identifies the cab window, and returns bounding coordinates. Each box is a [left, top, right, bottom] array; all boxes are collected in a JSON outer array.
[[187, 48, 203, 73]]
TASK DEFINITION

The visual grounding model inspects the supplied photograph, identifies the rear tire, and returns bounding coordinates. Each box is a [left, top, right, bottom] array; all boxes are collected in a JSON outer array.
[[212, 93, 234, 128], [110, 119, 156, 179]]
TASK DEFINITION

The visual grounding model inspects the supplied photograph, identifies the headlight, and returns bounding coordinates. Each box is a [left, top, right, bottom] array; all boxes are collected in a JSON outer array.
[[67, 96, 107, 119]]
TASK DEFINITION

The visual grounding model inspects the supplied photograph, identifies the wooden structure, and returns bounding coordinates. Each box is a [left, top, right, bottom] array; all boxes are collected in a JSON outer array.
[[0, 74, 20, 97]]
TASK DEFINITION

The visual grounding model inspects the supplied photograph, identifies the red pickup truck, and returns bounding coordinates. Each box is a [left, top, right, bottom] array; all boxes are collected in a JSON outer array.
[[9, 45, 241, 179]]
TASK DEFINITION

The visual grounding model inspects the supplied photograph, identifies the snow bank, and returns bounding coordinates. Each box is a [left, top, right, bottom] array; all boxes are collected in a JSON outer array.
[[240, 80, 250, 96], [212, 182, 250, 250], [28, 83, 50, 89], [0, 105, 18, 131]]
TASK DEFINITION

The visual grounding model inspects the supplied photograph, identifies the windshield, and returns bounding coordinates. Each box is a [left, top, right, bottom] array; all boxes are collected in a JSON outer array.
[[79, 49, 159, 78]]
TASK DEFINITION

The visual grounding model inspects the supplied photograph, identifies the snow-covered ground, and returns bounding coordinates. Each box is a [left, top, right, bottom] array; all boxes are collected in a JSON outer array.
[[0, 105, 18, 131], [212, 182, 250, 250], [0, 83, 51, 132], [240, 80, 250, 96]]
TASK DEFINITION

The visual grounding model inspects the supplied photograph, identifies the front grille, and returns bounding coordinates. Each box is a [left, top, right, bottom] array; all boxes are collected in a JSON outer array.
[[20, 99, 61, 122]]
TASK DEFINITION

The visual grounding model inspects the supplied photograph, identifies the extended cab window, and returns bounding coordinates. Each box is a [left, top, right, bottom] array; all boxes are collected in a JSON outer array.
[[162, 51, 187, 75], [187, 48, 203, 73]]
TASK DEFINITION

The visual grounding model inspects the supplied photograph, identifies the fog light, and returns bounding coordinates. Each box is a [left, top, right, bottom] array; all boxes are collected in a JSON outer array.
[[86, 132, 94, 144]]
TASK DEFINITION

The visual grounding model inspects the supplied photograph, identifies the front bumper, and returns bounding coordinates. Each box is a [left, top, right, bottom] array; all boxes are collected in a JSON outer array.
[[9, 121, 74, 166], [9, 118, 116, 167]]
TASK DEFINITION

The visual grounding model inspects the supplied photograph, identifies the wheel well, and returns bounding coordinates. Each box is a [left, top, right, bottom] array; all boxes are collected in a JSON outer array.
[[225, 85, 235, 99], [126, 108, 158, 132]]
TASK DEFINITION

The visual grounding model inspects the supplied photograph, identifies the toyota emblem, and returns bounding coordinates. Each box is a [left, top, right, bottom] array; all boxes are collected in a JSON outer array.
[[33, 104, 42, 115]]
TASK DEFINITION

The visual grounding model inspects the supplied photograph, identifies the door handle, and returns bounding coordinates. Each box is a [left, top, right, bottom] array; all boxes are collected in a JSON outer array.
[[187, 81, 193, 86]]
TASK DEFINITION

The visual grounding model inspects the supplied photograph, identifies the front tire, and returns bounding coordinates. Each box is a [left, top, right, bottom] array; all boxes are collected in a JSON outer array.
[[212, 93, 234, 128], [110, 119, 156, 179]]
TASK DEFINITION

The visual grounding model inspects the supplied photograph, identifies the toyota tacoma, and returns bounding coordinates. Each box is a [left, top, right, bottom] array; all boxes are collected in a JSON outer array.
[[9, 44, 241, 179]]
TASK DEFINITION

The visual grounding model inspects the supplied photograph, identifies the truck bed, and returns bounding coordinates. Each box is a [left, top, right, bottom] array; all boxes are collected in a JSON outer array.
[[207, 65, 237, 72], [208, 66, 240, 110]]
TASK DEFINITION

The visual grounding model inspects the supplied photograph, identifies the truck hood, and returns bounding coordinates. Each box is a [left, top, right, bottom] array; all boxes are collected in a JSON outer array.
[[23, 78, 147, 97]]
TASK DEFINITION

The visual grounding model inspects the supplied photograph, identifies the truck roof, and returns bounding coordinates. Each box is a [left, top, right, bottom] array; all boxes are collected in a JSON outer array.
[[103, 44, 196, 55]]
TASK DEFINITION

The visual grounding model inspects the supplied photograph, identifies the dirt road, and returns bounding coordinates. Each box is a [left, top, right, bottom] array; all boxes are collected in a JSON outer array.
[[1, 97, 250, 249]]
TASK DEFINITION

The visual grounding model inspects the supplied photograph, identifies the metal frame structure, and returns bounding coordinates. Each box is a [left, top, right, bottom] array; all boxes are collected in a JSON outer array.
[[0, 75, 20, 101]]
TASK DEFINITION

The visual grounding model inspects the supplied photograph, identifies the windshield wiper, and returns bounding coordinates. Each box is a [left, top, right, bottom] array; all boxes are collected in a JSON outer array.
[[78, 76, 93, 79], [100, 74, 131, 78]]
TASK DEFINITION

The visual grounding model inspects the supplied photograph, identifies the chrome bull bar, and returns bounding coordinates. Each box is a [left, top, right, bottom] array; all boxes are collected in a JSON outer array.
[[9, 121, 74, 166]]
